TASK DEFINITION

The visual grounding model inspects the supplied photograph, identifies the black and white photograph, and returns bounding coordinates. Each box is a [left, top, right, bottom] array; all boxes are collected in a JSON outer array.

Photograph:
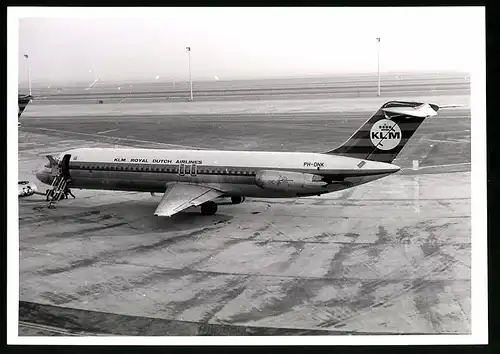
[[7, 6, 487, 345]]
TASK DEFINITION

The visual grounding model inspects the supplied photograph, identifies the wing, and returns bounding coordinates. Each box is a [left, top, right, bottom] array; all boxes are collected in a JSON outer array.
[[154, 183, 224, 217]]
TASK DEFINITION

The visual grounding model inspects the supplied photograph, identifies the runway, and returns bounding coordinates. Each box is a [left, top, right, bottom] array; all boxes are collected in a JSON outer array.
[[17, 92, 471, 335], [26, 73, 470, 105]]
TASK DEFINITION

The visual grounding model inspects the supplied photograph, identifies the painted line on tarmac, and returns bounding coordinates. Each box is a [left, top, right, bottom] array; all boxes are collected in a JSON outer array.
[[27, 127, 205, 150], [415, 162, 471, 169], [97, 128, 119, 134], [399, 162, 471, 173], [428, 138, 470, 144]]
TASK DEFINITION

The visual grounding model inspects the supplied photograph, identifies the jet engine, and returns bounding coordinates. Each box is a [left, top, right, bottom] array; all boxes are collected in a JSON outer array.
[[255, 170, 327, 191]]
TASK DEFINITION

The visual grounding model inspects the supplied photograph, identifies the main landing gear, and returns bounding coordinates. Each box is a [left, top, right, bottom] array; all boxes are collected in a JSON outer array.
[[200, 201, 218, 215], [231, 196, 245, 204], [199, 197, 246, 215]]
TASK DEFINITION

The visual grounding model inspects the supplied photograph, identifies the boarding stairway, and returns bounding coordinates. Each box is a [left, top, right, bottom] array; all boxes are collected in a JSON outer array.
[[45, 164, 73, 208]]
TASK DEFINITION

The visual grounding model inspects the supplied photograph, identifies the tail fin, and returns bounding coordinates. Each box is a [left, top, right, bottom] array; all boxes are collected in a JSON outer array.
[[325, 101, 439, 163], [18, 94, 33, 118]]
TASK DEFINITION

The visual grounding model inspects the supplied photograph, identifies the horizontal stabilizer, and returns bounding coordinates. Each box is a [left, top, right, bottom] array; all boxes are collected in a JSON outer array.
[[382, 103, 438, 118]]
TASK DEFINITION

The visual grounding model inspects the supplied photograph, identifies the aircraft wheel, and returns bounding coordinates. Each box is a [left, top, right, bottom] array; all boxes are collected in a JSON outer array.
[[231, 196, 245, 204], [200, 201, 218, 215]]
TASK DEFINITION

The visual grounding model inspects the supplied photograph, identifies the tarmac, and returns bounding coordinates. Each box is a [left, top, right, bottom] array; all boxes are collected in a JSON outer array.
[[17, 93, 471, 335], [25, 72, 470, 104]]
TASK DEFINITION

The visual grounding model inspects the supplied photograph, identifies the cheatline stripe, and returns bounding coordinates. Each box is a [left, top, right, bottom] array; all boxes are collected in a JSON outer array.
[[66, 161, 394, 178]]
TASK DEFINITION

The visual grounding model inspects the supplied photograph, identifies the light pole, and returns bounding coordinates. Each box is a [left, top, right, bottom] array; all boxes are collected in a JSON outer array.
[[186, 46, 193, 101], [24, 53, 31, 96], [376, 37, 380, 96]]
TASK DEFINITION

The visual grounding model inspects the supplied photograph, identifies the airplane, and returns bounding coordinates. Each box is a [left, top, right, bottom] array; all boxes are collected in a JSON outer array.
[[18, 93, 33, 126], [18, 93, 45, 197], [34, 100, 443, 216]]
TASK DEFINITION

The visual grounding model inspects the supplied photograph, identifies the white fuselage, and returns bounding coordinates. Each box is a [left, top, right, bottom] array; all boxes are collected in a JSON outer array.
[[36, 147, 400, 198]]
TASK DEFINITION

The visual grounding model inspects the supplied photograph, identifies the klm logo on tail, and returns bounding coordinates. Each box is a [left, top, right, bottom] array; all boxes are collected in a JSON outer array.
[[369, 119, 402, 151]]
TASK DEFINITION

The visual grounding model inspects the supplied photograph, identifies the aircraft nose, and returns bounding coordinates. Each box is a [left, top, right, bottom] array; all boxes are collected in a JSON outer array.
[[35, 167, 51, 185]]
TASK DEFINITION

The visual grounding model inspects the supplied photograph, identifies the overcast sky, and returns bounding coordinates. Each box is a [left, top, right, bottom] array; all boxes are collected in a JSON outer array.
[[15, 7, 482, 84]]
